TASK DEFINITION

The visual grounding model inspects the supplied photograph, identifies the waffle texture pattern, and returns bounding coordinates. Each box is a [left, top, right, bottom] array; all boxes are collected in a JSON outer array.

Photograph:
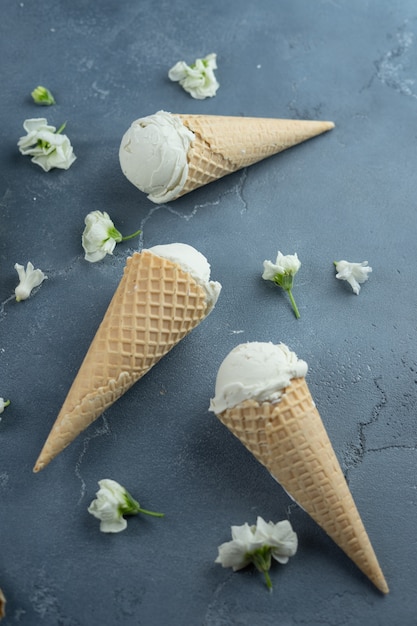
[[34, 251, 208, 472], [216, 377, 388, 593], [176, 114, 334, 197]]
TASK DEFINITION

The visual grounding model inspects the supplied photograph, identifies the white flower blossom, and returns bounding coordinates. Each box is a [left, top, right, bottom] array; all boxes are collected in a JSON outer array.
[[216, 521, 265, 571], [82, 211, 122, 262], [0, 398, 10, 415], [216, 516, 298, 589], [334, 260, 372, 295], [168, 53, 219, 99], [14, 262, 47, 301], [81, 211, 141, 263], [262, 251, 301, 281], [88, 479, 131, 533], [88, 479, 164, 533], [18, 118, 76, 171], [254, 517, 298, 565], [262, 251, 301, 318]]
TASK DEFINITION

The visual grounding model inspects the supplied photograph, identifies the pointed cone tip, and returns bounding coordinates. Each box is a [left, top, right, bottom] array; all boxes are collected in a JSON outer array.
[[33, 460, 43, 473]]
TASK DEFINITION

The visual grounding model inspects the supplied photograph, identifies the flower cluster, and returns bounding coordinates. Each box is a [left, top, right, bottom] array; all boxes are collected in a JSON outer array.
[[168, 53, 219, 99], [18, 118, 76, 172], [87, 479, 164, 533], [216, 516, 298, 590]]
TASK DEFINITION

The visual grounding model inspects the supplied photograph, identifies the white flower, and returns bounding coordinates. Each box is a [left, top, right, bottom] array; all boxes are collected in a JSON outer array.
[[31, 85, 55, 105], [0, 398, 10, 414], [88, 479, 131, 533], [14, 262, 47, 301], [82, 211, 121, 262], [81, 211, 141, 263], [216, 521, 265, 571], [262, 251, 301, 281], [262, 251, 301, 319], [88, 479, 164, 533], [334, 260, 372, 295], [254, 517, 298, 565], [168, 53, 219, 99], [215, 516, 298, 589], [18, 118, 76, 171]]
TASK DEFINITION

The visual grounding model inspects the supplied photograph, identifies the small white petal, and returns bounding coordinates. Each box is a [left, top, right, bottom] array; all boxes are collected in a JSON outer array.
[[168, 61, 189, 81], [275, 251, 301, 274], [215, 540, 250, 571], [99, 517, 128, 533], [252, 517, 297, 557], [335, 260, 372, 295], [262, 259, 279, 281]]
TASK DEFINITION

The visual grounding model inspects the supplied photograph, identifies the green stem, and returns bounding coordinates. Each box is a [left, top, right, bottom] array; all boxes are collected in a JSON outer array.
[[121, 229, 142, 242], [3, 400, 10, 408], [263, 569, 273, 590], [137, 507, 165, 518], [287, 289, 300, 319], [251, 547, 273, 590], [121, 490, 164, 518]]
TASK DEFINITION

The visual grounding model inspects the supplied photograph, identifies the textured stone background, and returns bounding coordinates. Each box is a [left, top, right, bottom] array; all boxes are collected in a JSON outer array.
[[1, 1, 416, 624]]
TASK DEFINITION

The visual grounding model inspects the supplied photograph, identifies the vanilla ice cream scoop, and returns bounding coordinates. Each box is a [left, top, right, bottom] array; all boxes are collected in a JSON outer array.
[[146, 243, 221, 313], [119, 111, 195, 204], [209, 341, 308, 414]]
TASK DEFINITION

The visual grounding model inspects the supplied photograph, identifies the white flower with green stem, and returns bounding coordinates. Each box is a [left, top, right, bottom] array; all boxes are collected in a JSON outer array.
[[215, 516, 298, 590], [31, 86, 56, 105], [334, 260, 372, 295], [168, 53, 219, 99], [18, 118, 76, 171], [88, 479, 164, 533], [82, 211, 141, 262], [262, 251, 301, 318], [14, 262, 47, 301]]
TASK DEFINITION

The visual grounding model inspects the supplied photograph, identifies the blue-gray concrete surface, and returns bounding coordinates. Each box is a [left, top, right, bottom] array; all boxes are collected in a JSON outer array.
[[1, 1, 416, 624]]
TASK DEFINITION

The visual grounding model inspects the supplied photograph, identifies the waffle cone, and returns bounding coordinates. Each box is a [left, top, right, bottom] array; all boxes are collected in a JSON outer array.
[[174, 114, 334, 198], [216, 377, 388, 594], [34, 250, 209, 472]]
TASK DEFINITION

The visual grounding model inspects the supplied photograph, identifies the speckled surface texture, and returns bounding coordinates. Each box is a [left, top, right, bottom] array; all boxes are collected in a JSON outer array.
[[1, 0, 416, 624]]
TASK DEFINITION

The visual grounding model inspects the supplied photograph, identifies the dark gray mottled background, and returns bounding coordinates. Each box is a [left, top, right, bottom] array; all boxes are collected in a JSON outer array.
[[1, 0, 416, 624]]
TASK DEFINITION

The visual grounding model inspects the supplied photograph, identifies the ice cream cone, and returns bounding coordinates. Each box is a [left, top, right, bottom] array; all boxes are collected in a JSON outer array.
[[33, 249, 212, 472], [175, 114, 335, 197], [215, 376, 388, 594]]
